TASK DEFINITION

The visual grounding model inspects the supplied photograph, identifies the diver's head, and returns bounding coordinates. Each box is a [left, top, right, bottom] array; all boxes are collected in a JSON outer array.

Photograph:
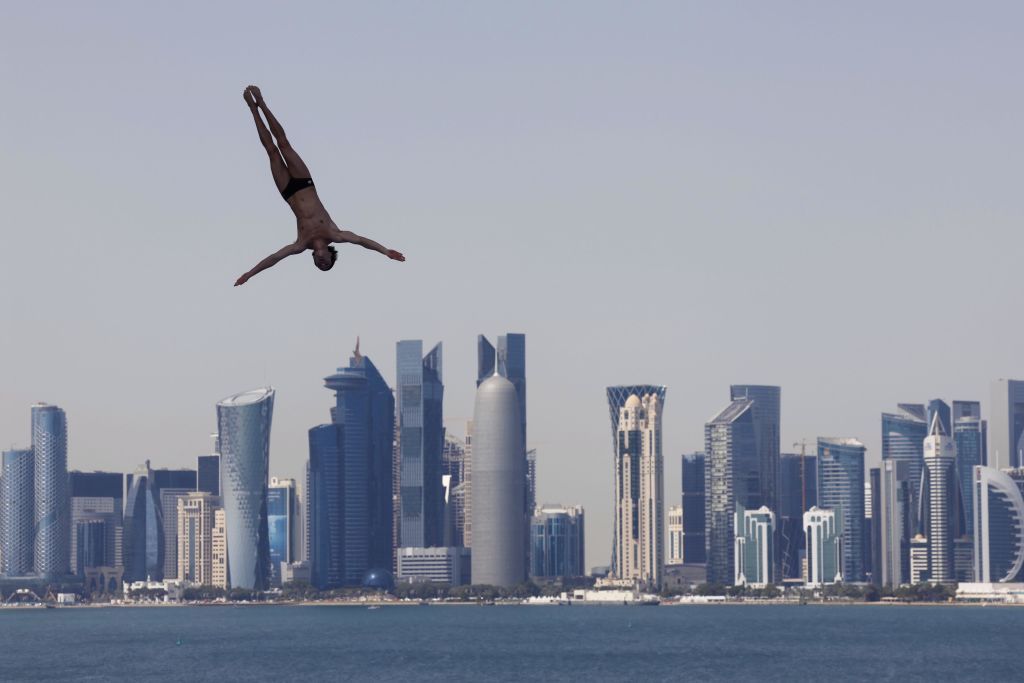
[[312, 242, 337, 271]]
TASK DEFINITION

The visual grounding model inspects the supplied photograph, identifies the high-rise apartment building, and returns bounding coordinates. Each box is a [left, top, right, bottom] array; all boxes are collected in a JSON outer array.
[[32, 403, 69, 579], [667, 505, 683, 565], [268, 478, 299, 586], [176, 492, 221, 585], [530, 504, 585, 579], [705, 399, 758, 585], [920, 407, 957, 584], [729, 386, 781, 518], [0, 449, 34, 576], [804, 506, 842, 587], [990, 379, 1024, 470], [212, 507, 228, 589], [817, 438, 866, 582], [160, 488, 194, 581], [471, 372, 526, 587], [397, 340, 444, 549], [680, 452, 706, 564], [735, 506, 775, 588], [879, 459, 912, 587], [953, 401, 986, 534], [882, 404, 927, 523], [69, 471, 123, 576], [612, 391, 665, 590], [972, 465, 1024, 583], [217, 387, 274, 591]]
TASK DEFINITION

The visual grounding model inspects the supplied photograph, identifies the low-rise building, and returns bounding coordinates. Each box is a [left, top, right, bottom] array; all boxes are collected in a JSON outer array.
[[397, 547, 471, 586]]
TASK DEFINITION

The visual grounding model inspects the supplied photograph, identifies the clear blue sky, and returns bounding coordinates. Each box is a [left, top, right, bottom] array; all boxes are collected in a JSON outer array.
[[2, 2, 1022, 568]]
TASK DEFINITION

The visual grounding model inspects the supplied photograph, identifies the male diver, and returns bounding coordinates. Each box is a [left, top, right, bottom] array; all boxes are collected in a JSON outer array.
[[235, 85, 404, 286]]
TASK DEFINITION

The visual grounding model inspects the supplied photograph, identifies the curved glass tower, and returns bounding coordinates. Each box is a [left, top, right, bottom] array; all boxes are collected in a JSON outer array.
[[217, 387, 275, 591], [123, 462, 163, 582], [32, 403, 69, 579], [1, 449, 34, 576], [973, 465, 1024, 582], [472, 373, 525, 587]]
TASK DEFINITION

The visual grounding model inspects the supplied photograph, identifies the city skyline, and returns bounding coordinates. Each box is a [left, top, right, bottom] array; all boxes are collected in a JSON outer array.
[[3, 3, 1024, 572]]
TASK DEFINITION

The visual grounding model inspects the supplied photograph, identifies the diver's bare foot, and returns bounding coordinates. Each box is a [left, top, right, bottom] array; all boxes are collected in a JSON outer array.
[[243, 88, 256, 108], [248, 85, 265, 105], [387, 250, 406, 262]]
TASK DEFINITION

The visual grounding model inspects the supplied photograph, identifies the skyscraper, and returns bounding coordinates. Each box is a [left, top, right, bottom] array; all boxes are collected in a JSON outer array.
[[613, 392, 665, 589], [177, 492, 222, 585], [778, 452, 817, 579], [920, 407, 958, 583], [69, 471, 123, 575], [217, 387, 274, 591], [526, 448, 537, 520], [881, 404, 927, 522], [734, 506, 775, 588], [879, 459, 912, 587], [197, 454, 220, 496], [804, 506, 842, 587], [704, 399, 757, 585], [680, 452, 706, 564], [530, 504, 585, 579], [953, 401, 986, 534], [396, 340, 444, 549], [973, 465, 1024, 583], [817, 438, 866, 582], [307, 423, 344, 589], [160, 487, 194, 581], [990, 379, 1024, 470], [268, 478, 298, 586], [667, 505, 683, 565], [123, 462, 162, 582], [472, 372, 526, 587], [325, 347, 396, 575], [729, 386, 781, 517], [32, 403, 69, 579], [0, 449, 34, 576]]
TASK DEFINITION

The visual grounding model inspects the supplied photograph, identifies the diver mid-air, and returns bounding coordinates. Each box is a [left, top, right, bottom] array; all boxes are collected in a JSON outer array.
[[235, 85, 404, 286]]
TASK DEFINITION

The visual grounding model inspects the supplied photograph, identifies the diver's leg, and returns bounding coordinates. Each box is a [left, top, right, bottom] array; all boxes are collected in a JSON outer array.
[[249, 86, 311, 177], [245, 89, 289, 192]]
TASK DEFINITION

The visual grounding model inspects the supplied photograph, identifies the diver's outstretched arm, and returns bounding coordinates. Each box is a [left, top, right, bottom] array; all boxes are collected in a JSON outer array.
[[235, 242, 305, 286], [332, 229, 405, 262]]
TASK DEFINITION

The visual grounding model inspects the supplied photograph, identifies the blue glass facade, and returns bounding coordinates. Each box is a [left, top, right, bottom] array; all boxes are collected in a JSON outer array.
[[308, 423, 344, 589], [217, 388, 274, 591], [31, 403, 69, 579], [267, 483, 296, 586], [779, 453, 817, 579], [397, 341, 444, 549], [817, 438, 867, 582], [197, 455, 220, 496], [75, 519, 108, 575], [882, 404, 927, 531], [529, 506, 585, 578], [954, 401, 986, 538], [730, 386, 781, 517], [123, 462, 162, 581], [1, 449, 34, 576], [681, 453, 706, 564]]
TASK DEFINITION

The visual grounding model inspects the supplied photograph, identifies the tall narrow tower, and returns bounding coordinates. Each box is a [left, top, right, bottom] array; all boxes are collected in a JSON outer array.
[[922, 407, 957, 583], [32, 403, 69, 579]]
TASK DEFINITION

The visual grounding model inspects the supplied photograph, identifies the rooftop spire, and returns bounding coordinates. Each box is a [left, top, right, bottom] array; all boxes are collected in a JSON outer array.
[[354, 336, 363, 364]]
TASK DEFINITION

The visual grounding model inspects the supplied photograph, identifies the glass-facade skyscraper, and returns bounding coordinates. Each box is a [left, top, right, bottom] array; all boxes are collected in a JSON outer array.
[[990, 379, 1024, 470], [817, 438, 866, 582], [267, 478, 298, 586], [729, 386, 781, 518], [681, 452, 706, 564], [197, 455, 220, 496], [530, 504, 585, 578], [308, 423, 344, 589], [69, 471, 123, 576], [882, 404, 927, 530], [32, 403, 69, 579], [779, 452, 817, 579], [217, 387, 274, 591], [704, 399, 758, 585], [123, 462, 161, 582], [973, 465, 1024, 582], [954, 400, 986, 532], [1, 449, 34, 576], [397, 340, 444, 549]]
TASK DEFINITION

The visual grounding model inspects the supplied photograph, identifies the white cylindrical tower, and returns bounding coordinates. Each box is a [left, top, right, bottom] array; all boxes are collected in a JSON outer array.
[[471, 374, 525, 587]]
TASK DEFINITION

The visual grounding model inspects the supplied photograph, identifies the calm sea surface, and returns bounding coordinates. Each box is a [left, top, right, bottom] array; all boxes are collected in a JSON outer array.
[[0, 604, 1019, 681]]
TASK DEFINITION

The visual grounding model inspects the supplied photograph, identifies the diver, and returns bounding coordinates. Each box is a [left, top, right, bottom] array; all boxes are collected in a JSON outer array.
[[235, 85, 404, 286]]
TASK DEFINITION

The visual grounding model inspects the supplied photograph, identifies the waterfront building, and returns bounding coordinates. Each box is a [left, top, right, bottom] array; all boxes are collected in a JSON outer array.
[[443, 434, 468, 546], [681, 452, 706, 564], [472, 372, 526, 587], [197, 454, 220, 496], [282, 561, 311, 585], [613, 392, 665, 589], [123, 462, 161, 581], [920, 406, 958, 583], [397, 340, 444, 549], [530, 504, 585, 579], [869, 468, 881, 585], [32, 403, 69, 579], [160, 488, 194, 581], [69, 471, 123, 575], [990, 379, 1024, 470], [212, 508, 228, 589], [217, 387, 274, 591], [0, 449, 34, 576], [74, 519, 109, 575], [882, 404, 927, 523], [526, 448, 537, 523], [307, 423, 344, 589], [817, 438, 866, 582], [668, 505, 683, 565], [803, 506, 842, 587], [909, 535, 929, 584], [176, 492, 221, 585], [325, 345, 396, 575], [734, 506, 775, 588], [396, 546, 470, 586], [879, 459, 913, 587], [729, 386, 781, 518], [973, 465, 1024, 583], [704, 399, 758, 585], [953, 401, 986, 536], [268, 478, 299, 586], [779, 452, 817, 579]]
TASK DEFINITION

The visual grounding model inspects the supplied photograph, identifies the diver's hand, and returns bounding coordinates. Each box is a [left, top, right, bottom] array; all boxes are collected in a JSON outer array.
[[387, 250, 406, 262]]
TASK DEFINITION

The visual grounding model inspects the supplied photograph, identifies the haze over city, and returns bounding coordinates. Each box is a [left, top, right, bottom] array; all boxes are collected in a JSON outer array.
[[2, 2, 1022, 570]]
